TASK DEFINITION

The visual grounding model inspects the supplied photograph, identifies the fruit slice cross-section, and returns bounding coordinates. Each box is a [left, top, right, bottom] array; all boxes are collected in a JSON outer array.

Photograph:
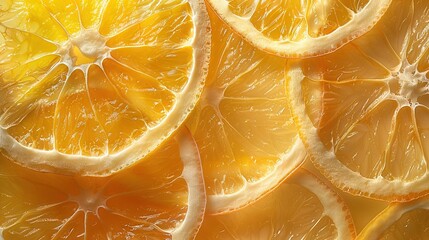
[[287, 0, 429, 201], [357, 195, 429, 239], [206, 0, 391, 57], [0, 128, 205, 240], [196, 170, 356, 240], [0, 0, 210, 175], [187, 9, 305, 214]]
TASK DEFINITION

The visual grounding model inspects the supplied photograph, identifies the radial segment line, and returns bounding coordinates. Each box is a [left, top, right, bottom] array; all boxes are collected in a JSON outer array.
[[333, 95, 389, 155], [107, 57, 177, 96], [72, 0, 84, 29], [38, 0, 71, 37], [97, 0, 112, 31], [51, 209, 82, 240], [0, 23, 61, 47], [105, 3, 188, 41], [219, 113, 278, 157], [98, 64, 149, 129], [83, 68, 109, 155], [103, 209, 166, 233], [350, 42, 392, 74], [0, 62, 63, 127], [410, 107, 428, 172], [0, 54, 59, 77], [3, 200, 70, 229]]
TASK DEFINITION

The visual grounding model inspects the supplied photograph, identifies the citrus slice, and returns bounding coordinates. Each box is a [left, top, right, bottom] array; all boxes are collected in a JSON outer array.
[[196, 170, 356, 239], [0, 0, 210, 175], [357, 195, 429, 239], [287, 0, 429, 201], [206, 0, 391, 57], [186, 9, 305, 214], [0, 128, 205, 240]]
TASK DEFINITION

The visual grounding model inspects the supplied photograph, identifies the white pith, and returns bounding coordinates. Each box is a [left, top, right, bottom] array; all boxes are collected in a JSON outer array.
[[0, 129, 206, 240], [0, 0, 211, 176], [295, 170, 356, 239], [190, 26, 306, 214], [57, 28, 109, 75], [207, 0, 392, 57], [287, 63, 429, 199], [208, 140, 306, 214], [285, 0, 429, 199], [387, 61, 429, 107], [357, 196, 429, 239], [203, 170, 355, 239]]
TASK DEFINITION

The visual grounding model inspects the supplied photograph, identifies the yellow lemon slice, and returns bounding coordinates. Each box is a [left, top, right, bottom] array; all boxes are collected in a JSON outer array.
[[0, 128, 205, 240], [287, 0, 429, 200], [207, 0, 391, 57], [358, 195, 429, 239], [0, 0, 210, 175], [196, 170, 356, 239], [187, 9, 305, 214]]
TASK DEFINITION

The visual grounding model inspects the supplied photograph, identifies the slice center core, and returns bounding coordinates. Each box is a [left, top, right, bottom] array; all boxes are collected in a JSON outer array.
[[59, 29, 109, 71], [389, 64, 429, 105]]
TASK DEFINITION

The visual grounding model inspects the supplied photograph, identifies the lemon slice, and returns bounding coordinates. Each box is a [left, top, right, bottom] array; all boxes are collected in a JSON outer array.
[[187, 9, 305, 214], [358, 195, 429, 239], [0, 128, 205, 240], [287, 0, 429, 200], [0, 0, 210, 175], [206, 0, 391, 57], [196, 170, 356, 239]]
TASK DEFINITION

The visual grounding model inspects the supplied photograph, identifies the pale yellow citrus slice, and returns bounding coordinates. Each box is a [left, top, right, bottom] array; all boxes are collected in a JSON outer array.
[[186, 9, 305, 214], [206, 0, 391, 57], [196, 170, 356, 239], [357, 195, 429, 239], [0, 0, 210, 175], [0, 128, 205, 240], [287, 0, 429, 200]]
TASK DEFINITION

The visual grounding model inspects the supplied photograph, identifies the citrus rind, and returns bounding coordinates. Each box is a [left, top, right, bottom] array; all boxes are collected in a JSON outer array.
[[0, 128, 206, 240], [286, 63, 429, 201], [207, 0, 391, 57], [0, 0, 211, 176]]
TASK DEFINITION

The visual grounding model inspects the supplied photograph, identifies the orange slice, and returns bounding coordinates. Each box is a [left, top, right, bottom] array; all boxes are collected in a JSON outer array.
[[206, 0, 391, 57], [358, 195, 429, 239], [0, 0, 210, 175], [287, 0, 429, 200], [187, 9, 305, 214], [0, 128, 205, 240], [196, 170, 356, 239]]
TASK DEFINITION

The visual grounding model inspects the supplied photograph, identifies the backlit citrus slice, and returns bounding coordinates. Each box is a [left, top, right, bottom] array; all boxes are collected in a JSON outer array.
[[0, 128, 205, 240], [357, 195, 429, 239], [187, 9, 305, 214], [0, 0, 210, 175], [196, 170, 356, 239], [206, 0, 391, 57], [287, 0, 429, 200]]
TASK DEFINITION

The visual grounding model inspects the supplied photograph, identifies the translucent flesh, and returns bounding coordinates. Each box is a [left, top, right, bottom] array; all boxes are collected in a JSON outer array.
[[187, 11, 299, 196], [379, 208, 429, 239], [227, 0, 370, 41], [0, 135, 191, 239], [0, 0, 194, 157], [196, 171, 340, 240], [296, 0, 429, 182]]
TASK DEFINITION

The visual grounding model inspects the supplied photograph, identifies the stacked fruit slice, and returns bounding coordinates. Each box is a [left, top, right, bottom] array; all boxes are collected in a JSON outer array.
[[187, 8, 305, 214], [358, 195, 429, 239], [196, 170, 356, 239], [206, 0, 391, 57], [0, 0, 210, 175], [287, 0, 429, 201], [0, 129, 205, 239]]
